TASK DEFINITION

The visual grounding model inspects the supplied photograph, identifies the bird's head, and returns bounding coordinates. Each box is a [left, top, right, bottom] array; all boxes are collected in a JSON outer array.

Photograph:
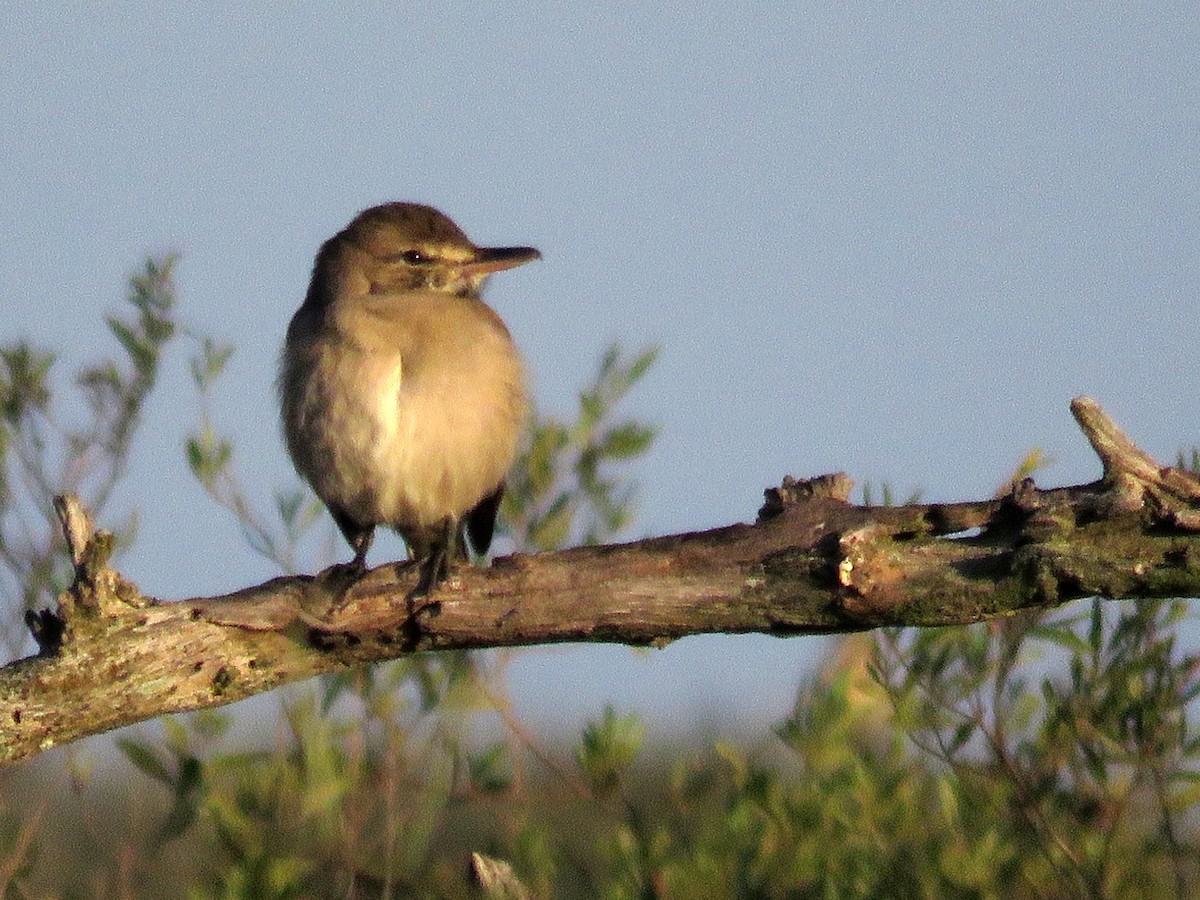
[[319, 202, 540, 299]]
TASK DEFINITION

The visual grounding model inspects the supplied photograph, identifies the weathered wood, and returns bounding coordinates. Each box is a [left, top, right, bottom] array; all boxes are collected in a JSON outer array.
[[1, 396, 1198, 767]]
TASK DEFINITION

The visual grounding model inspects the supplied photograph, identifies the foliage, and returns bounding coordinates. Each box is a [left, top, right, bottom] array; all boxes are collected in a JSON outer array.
[[503, 344, 658, 551], [872, 601, 1200, 898], [110, 333, 661, 897], [576, 706, 645, 799], [0, 255, 180, 657], [185, 333, 320, 574], [0, 256, 1198, 897]]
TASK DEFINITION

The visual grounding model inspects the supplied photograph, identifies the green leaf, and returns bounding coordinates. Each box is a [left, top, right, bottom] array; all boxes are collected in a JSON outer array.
[[625, 345, 660, 385], [1028, 623, 1091, 655], [468, 742, 512, 794], [0, 342, 54, 418], [186, 427, 233, 487], [578, 390, 604, 431], [190, 338, 235, 389], [162, 716, 191, 754], [157, 755, 204, 843], [107, 316, 156, 376], [576, 705, 644, 797], [1089, 599, 1104, 653], [598, 423, 656, 460], [528, 493, 574, 551], [597, 343, 620, 380], [117, 737, 173, 786], [947, 719, 976, 755]]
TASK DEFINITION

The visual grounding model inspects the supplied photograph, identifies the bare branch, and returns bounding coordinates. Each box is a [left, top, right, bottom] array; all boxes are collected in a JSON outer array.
[[2, 397, 1199, 767]]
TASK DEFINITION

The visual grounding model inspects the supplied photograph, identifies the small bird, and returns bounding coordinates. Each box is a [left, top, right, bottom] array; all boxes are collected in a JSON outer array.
[[279, 202, 538, 594]]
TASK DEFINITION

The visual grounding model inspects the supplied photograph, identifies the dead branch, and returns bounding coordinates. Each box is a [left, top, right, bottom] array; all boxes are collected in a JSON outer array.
[[1, 396, 1198, 767]]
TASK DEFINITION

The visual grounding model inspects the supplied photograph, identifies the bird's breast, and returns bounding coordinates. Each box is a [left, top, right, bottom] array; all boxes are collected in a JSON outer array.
[[282, 293, 526, 531]]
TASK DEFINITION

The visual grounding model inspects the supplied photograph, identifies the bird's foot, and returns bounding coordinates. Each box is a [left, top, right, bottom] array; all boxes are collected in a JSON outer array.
[[407, 549, 451, 603], [405, 518, 457, 603], [399, 554, 448, 649], [324, 556, 367, 587], [310, 555, 371, 620]]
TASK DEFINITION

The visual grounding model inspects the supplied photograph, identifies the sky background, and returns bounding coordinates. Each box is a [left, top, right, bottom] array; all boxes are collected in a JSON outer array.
[[2, 3, 1198, 753]]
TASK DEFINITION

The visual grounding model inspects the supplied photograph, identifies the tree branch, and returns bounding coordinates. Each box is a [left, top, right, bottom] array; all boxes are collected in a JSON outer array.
[[2, 397, 1199, 767]]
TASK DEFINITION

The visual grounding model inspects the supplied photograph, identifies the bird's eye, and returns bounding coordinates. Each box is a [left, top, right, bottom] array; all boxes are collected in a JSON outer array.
[[399, 250, 428, 265]]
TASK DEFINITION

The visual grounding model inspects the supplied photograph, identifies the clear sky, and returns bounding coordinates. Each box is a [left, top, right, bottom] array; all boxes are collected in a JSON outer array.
[[2, 4, 1197, 743]]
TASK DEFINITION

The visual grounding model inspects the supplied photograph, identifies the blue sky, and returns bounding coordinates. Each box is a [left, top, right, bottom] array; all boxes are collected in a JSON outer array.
[[2, 3, 1197, 742]]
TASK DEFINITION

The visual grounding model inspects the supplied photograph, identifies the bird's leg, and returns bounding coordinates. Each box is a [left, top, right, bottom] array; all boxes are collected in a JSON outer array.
[[410, 516, 459, 600], [331, 508, 374, 577], [309, 511, 375, 617], [348, 530, 373, 571]]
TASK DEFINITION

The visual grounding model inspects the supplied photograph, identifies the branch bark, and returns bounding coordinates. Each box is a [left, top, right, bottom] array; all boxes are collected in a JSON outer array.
[[2, 396, 1199, 767]]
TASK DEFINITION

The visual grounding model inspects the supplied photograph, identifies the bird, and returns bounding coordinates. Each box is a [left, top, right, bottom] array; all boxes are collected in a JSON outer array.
[[279, 202, 538, 595]]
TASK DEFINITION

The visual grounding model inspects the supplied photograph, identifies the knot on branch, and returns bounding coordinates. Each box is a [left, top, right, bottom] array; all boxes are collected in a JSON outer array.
[[56, 494, 116, 591], [31, 495, 146, 652], [1072, 396, 1200, 528], [760, 473, 853, 521], [835, 525, 907, 621]]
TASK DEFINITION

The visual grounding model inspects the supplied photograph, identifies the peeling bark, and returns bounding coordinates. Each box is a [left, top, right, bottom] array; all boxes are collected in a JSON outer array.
[[1, 397, 1198, 767]]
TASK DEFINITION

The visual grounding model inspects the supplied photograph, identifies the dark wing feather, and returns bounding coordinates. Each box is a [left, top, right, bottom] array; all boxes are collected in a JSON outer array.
[[465, 483, 505, 557]]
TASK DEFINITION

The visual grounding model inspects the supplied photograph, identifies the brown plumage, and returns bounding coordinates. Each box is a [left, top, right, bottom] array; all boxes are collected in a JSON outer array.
[[279, 202, 538, 593]]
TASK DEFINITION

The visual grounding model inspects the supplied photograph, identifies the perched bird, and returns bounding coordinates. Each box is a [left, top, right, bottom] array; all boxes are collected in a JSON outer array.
[[279, 202, 538, 594]]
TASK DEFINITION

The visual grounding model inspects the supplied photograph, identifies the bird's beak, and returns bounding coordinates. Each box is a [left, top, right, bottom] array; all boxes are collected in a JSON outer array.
[[461, 246, 541, 276]]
